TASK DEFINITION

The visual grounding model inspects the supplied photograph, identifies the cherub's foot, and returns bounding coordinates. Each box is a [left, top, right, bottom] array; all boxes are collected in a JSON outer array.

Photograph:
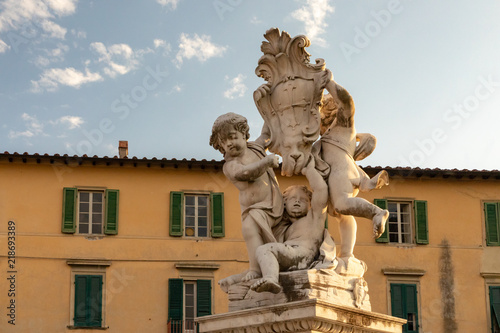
[[373, 209, 389, 238], [242, 270, 261, 282], [218, 277, 233, 293], [359, 170, 389, 192], [250, 277, 282, 294], [374, 170, 389, 189]]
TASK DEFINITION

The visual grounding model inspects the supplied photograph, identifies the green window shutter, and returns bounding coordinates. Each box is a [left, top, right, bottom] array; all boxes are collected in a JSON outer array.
[[104, 189, 119, 235], [74, 275, 102, 327], [374, 199, 389, 243], [390, 283, 404, 318], [88, 276, 103, 327], [170, 192, 184, 236], [325, 215, 328, 229], [74, 275, 88, 326], [485, 202, 500, 246], [210, 193, 224, 238], [168, 279, 183, 321], [391, 283, 418, 333], [414, 200, 429, 245], [405, 284, 419, 332], [62, 187, 77, 233], [490, 286, 500, 331], [197, 279, 212, 317]]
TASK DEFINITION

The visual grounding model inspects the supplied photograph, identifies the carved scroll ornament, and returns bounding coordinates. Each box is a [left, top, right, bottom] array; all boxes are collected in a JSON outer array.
[[254, 28, 332, 176]]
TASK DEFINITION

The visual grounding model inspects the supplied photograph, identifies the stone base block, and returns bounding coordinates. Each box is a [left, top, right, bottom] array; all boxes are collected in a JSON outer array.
[[197, 299, 406, 333], [227, 258, 371, 312]]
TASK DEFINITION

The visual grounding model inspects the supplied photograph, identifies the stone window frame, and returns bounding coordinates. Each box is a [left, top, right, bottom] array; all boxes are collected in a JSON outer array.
[[383, 268, 425, 332], [175, 262, 219, 315], [67, 260, 111, 330], [482, 272, 500, 333]]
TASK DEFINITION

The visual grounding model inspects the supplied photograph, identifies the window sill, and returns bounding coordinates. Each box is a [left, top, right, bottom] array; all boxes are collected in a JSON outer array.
[[385, 242, 418, 248], [67, 326, 108, 330], [382, 268, 426, 276]]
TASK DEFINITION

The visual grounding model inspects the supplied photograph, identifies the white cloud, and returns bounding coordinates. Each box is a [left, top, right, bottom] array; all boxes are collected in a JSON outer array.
[[33, 43, 69, 66], [91, 42, 144, 78], [224, 74, 247, 99], [154, 38, 171, 56], [9, 112, 84, 141], [8, 113, 45, 139], [53, 115, 84, 129], [39, 19, 66, 38], [70, 28, 86, 39], [154, 39, 166, 48], [31, 67, 102, 92], [166, 84, 183, 95], [291, 0, 334, 47], [0, 0, 77, 40], [0, 39, 10, 52], [250, 16, 262, 25], [43, 0, 77, 16], [175, 33, 227, 67], [34, 56, 50, 67], [156, 0, 180, 10]]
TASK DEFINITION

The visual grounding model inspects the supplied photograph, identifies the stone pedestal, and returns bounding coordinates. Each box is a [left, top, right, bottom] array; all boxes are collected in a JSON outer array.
[[197, 299, 406, 333], [226, 258, 371, 312]]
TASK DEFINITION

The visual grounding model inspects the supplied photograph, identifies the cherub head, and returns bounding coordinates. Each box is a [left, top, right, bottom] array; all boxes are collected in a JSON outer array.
[[282, 185, 312, 219], [210, 112, 250, 157]]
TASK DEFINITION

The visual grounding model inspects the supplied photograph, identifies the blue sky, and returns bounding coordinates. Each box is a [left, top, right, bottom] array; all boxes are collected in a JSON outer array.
[[1, 0, 499, 170]]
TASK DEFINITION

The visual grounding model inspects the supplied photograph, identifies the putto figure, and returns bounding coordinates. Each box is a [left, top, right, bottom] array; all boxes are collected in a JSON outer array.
[[317, 80, 390, 260], [210, 112, 283, 282], [250, 158, 328, 294]]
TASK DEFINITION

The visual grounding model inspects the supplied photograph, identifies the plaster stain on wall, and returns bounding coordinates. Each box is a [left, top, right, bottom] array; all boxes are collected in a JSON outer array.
[[439, 239, 458, 332]]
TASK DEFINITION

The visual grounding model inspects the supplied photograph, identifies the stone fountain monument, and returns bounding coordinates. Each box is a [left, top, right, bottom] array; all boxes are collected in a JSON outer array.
[[203, 28, 406, 333]]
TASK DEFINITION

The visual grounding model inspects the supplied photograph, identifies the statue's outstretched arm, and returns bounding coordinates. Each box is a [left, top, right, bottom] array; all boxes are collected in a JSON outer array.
[[325, 80, 355, 125]]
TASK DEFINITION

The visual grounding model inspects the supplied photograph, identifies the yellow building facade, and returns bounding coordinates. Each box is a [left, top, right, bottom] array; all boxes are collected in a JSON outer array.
[[1, 152, 499, 333]]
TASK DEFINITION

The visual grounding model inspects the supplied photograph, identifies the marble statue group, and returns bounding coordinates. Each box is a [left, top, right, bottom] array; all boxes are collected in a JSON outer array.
[[209, 28, 389, 309]]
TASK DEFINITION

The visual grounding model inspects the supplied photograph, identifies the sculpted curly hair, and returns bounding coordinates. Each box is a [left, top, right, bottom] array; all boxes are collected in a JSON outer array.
[[209, 112, 250, 154], [319, 94, 338, 135]]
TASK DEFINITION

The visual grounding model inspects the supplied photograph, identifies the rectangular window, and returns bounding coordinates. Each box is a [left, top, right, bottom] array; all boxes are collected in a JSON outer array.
[[62, 188, 119, 235], [170, 192, 224, 238], [388, 202, 412, 243], [375, 199, 428, 245], [184, 282, 196, 332], [74, 275, 103, 328], [78, 191, 103, 235], [184, 195, 209, 238], [490, 286, 500, 333], [390, 283, 419, 333], [168, 279, 212, 333]]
